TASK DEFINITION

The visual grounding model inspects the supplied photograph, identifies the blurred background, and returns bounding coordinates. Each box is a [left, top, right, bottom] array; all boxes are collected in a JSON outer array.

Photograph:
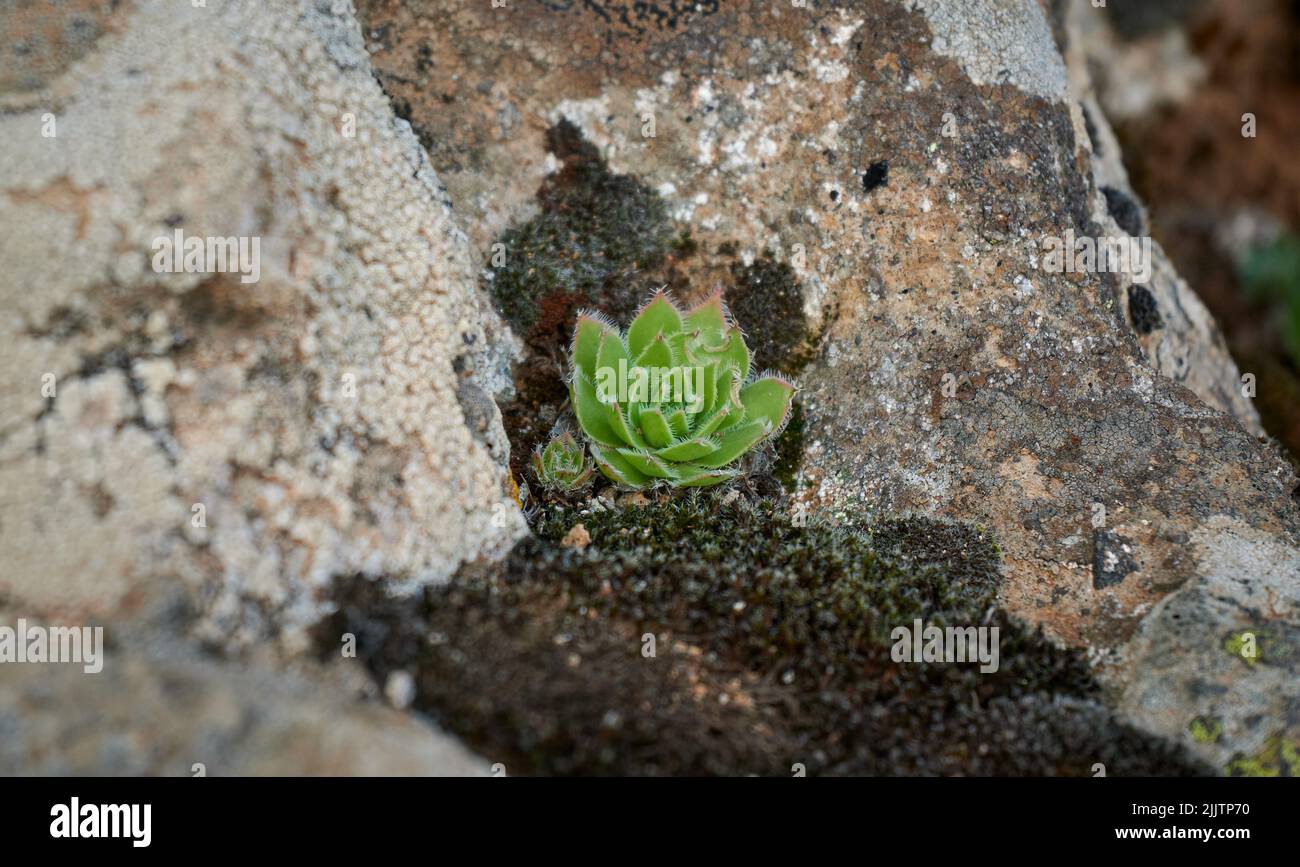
[[1086, 0, 1300, 459]]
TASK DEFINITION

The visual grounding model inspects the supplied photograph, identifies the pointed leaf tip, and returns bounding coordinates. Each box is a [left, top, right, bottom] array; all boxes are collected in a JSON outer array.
[[684, 289, 730, 338], [627, 290, 684, 356]]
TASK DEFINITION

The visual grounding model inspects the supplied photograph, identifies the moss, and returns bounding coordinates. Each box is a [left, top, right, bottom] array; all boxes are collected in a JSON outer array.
[[323, 492, 1208, 776], [1224, 732, 1300, 777], [485, 119, 678, 334], [729, 252, 814, 373], [771, 400, 805, 490], [671, 229, 699, 258], [1189, 716, 1223, 744]]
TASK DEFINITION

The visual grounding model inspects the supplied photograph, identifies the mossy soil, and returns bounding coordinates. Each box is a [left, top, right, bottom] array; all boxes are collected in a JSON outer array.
[[322, 492, 1209, 776]]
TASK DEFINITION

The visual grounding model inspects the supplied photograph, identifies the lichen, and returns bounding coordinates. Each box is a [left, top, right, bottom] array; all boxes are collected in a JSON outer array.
[[1224, 732, 1300, 777], [1223, 630, 1265, 667], [1188, 716, 1223, 745]]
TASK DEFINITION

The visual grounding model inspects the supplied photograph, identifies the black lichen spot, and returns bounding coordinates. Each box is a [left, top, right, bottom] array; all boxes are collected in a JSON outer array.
[[1102, 185, 1144, 237], [1092, 529, 1139, 589], [728, 252, 812, 372], [1127, 284, 1163, 334], [862, 160, 889, 193], [323, 494, 1208, 776]]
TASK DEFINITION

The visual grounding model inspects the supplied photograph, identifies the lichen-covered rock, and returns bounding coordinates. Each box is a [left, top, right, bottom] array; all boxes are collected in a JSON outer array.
[[0, 644, 487, 776], [0, 0, 526, 654], [1060, 0, 1259, 429], [355, 0, 1299, 770]]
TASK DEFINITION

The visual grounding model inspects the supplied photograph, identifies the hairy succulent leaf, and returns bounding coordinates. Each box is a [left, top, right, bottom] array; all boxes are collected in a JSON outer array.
[[627, 290, 683, 356], [569, 371, 621, 447], [588, 443, 651, 488], [740, 376, 796, 431], [571, 314, 606, 380]]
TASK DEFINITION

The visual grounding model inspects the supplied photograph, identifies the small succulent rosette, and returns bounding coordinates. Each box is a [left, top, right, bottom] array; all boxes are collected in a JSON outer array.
[[567, 289, 795, 489], [531, 430, 596, 493]]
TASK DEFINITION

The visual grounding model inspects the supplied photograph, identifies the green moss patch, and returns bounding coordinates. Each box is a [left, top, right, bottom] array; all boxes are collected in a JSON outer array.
[[324, 493, 1208, 776], [728, 252, 815, 374], [488, 120, 693, 478], [770, 400, 805, 491], [486, 119, 679, 334]]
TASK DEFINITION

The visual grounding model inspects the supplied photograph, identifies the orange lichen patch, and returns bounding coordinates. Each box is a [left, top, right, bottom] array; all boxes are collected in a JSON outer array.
[[7, 176, 104, 241], [0, 0, 125, 95]]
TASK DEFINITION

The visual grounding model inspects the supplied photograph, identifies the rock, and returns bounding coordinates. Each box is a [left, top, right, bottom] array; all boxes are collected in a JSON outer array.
[[0, 0, 522, 774], [560, 522, 591, 549], [355, 0, 1299, 769], [0, 644, 486, 776], [1060, 0, 1259, 429], [0, 0, 526, 652]]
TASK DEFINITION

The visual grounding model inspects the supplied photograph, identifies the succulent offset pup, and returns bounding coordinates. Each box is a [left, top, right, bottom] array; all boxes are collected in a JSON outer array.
[[531, 431, 595, 492], [568, 289, 796, 488]]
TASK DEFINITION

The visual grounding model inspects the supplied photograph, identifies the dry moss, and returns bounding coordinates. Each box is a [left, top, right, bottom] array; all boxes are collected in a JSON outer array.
[[323, 493, 1209, 776]]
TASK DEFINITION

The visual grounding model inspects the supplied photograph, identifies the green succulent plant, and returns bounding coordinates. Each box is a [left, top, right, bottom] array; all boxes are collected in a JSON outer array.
[[531, 431, 595, 492], [568, 289, 796, 488]]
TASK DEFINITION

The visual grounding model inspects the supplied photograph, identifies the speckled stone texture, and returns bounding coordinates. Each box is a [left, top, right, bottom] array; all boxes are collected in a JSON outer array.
[[0, 642, 489, 776], [354, 0, 1298, 770], [0, 0, 522, 772], [0, 0, 526, 652]]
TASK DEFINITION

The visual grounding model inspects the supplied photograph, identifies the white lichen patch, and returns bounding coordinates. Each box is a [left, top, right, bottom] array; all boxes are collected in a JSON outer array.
[[0, 0, 526, 651], [904, 0, 1068, 102]]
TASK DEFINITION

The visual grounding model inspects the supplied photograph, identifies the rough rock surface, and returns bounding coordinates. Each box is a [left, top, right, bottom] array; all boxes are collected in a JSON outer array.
[[1060, 0, 1259, 431], [0, 643, 487, 776], [356, 0, 1299, 769], [0, 0, 524, 772], [0, 0, 526, 652]]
